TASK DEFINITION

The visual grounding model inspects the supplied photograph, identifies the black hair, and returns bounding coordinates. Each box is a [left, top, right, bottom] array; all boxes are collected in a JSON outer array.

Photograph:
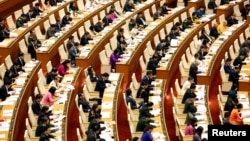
[[35, 94, 43, 99], [126, 89, 132, 96], [48, 86, 57, 95], [102, 72, 109, 77]]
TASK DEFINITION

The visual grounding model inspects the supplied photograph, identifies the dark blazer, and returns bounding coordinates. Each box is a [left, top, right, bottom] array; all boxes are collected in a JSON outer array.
[[153, 12, 163, 21], [28, 42, 37, 59], [94, 77, 111, 98], [32, 101, 42, 115], [233, 56, 245, 69], [169, 31, 177, 39], [228, 70, 240, 85], [94, 23, 104, 32], [220, 0, 229, 5], [197, 49, 207, 60], [0, 31, 9, 42], [208, 1, 217, 9], [136, 15, 147, 27], [14, 57, 25, 72], [227, 16, 238, 26], [224, 64, 233, 73], [55, 23, 64, 32], [102, 16, 111, 27], [139, 105, 154, 119], [189, 63, 201, 83], [62, 16, 72, 25], [80, 35, 92, 46], [126, 96, 138, 109], [136, 86, 153, 103], [116, 33, 125, 43], [141, 75, 153, 86], [123, 2, 135, 12], [209, 26, 220, 39], [86, 129, 98, 141], [146, 58, 158, 75], [68, 47, 80, 65], [78, 99, 91, 112], [26, 13, 35, 22], [46, 72, 57, 84], [66, 41, 74, 51], [183, 98, 195, 114], [0, 85, 10, 101], [39, 132, 55, 141], [181, 89, 196, 104], [9, 65, 19, 78], [32, 7, 43, 17]]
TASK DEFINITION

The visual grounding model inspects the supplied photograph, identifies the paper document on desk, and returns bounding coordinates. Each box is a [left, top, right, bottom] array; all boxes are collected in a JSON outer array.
[[0, 134, 6, 138], [3, 110, 13, 116], [38, 47, 48, 52], [223, 31, 232, 36], [62, 77, 74, 83], [101, 111, 111, 118], [109, 73, 119, 81], [170, 39, 178, 47], [16, 78, 26, 86], [0, 101, 14, 106], [152, 132, 165, 140], [150, 89, 161, 95], [150, 109, 161, 116], [151, 96, 161, 104], [197, 105, 207, 112], [101, 102, 113, 109]]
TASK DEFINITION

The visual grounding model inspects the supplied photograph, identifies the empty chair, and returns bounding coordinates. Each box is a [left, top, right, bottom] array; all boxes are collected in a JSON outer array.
[[143, 48, 150, 63], [105, 43, 113, 58], [99, 50, 110, 74], [139, 55, 147, 78], [114, 1, 122, 14], [239, 33, 245, 45], [92, 15, 99, 25], [185, 48, 192, 64], [43, 20, 50, 31], [34, 26, 45, 40], [79, 105, 88, 123], [58, 9, 65, 19], [37, 77, 47, 95], [25, 118, 37, 138], [131, 73, 140, 90], [5, 55, 13, 70], [49, 14, 56, 25], [72, 32, 80, 43], [181, 54, 190, 70], [78, 26, 85, 38], [146, 42, 154, 56], [100, 10, 106, 20], [46, 61, 53, 73], [0, 63, 6, 79], [84, 20, 91, 32], [219, 15, 225, 24], [37, 68, 46, 85], [179, 61, 188, 85], [218, 85, 227, 103], [189, 41, 197, 56], [159, 28, 166, 40], [233, 4, 241, 18], [109, 36, 117, 51], [58, 45, 68, 62], [180, 12, 187, 23], [174, 79, 182, 96], [188, 7, 195, 17], [166, 22, 173, 34], [229, 45, 237, 60], [144, 9, 153, 22], [153, 34, 160, 47], [6, 15, 16, 30], [77, 0, 85, 10], [28, 107, 38, 128], [19, 39, 31, 62]]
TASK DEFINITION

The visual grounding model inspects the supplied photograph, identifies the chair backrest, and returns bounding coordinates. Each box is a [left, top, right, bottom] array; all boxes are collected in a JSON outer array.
[[189, 41, 197, 56], [185, 48, 192, 63], [78, 116, 87, 136], [129, 82, 137, 99], [239, 33, 245, 45], [179, 61, 185, 77], [131, 73, 139, 89], [24, 130, 31, 141], [99, 50, 109, 65], [77, 0, 85, 10], [34, 86, 39, 97], [85, 76, 95, 92], [92, 15, 99, 25], [27, 96, 32, 107], [38, 68, 46, 85], [109, 36, 117, 51], [188, 7, 195, 17], [144, 9, 153, 21], [244, 28, 250, 38], [46, 61, 53, 73], [28, 107, 37, 128], [229, 45, 236, 60], [83, 85, 90, 102], [37, 77, 46, 95], [19, 39, 27, 53], [49, 14, 56, 25], [79, 105, 88, 122], [105, 43, 112, 58], [0, 63, 6, 79], [5, 55, 13, 70], [146, 42, 154, 56], [84, 20, 91, 32], [58, 45, 68, 61], [73, 32, 80, 43], [219, 14, 225, 24], [123, 93, 128, 109], [179, 128, 193, 141], [34, 26, 44, 39], [159, 28, 166, 40], [22, 4, 30, 14], [43, 20, 50, 31], [139, 55, 146, 72], [233, 39, 240, 52], [166, 22, 173, 33], [143, 48, 150, 63], [6, 15, 16, 29], [76, 128, 83, 141], [114, 1, 122, 13], [78, 26, 85, 38], [127, 103, 137, 121], [174, 79, 181, 96], [0, 79, 3, 86], [75, 93, 79, 110], [14, 9, 23, 20], [153, 34, 160, 47], [220, 66, 227, 82], [181, 54, 189, 70], [180, 12, 187, 23], [58, 9, 65, 19]]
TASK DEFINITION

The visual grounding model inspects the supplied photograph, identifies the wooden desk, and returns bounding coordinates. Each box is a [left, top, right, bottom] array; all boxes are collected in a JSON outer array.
[[116, 7, 187, 83], [216, 4, 234, 22], [188, 0, 205, 11]]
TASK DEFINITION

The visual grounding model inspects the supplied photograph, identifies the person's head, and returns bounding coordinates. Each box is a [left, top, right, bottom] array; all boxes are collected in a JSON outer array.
[[41, 106, 50, 113], [43, 126, 51, 135], [92, 123, 101, 133], [21, 14, 26, 20], [114, 49, 120, 55], [132, 137, 139, 141], [78, 92, 85, 100], [195, 126, 204, 137], [89, 25, 95, 31], [51, 67, 58, 74], [199, 6, 205, 11], [144, 125, 155, 132], [62, 59, 71, 68], [138, 12, 143, 17], [53, 76, 60, 83], [4, 70, 12, 78], [225, 58, 232, 64], [92, 103, 100, 112], [189, 93, 197, 102], [87, 66, 93, 74], [239, 53, 246, 60], [35, 94, 43, 103], [84, 32, 91, 38], [48, 86, 57, 95], [187, 17, 192, 22], [119, 28, 124, 34], [94, 113, 102, 122], [28, 9, 33, 15], [188, 76, 194, 83], [66, 12, 71, 18], [126, 88, 132, 96], [145, 113, 151, 121], [4, 79, 12, 88], [45, 0, 50, 4], [35, 3, 40, 8], [236, 103, 243, 112], [146, 70, 153, 78], [56, 19, 62, 24], [102, 72, 109, 80], [74, 42, 80, 49], [157, 8, 162, 13], [50, 24, 56, 31], [18, 52, 24, 59], [172, 26, 178, 33], [190, 105, 197, 113], [146, 101, 154, 108], [69, 35, 74, 42], [230, 83, 238, 91], [13, 62, 20, 69], [192, 12, 197, 17], [141, 81, 149, 89], [41, 116, 50, 125], [234, 66, 240, 72], [190, 84, 196, 92], [189, 117, 198, 126], [194, 53, 200, 59], [152, 55, 158, 61]]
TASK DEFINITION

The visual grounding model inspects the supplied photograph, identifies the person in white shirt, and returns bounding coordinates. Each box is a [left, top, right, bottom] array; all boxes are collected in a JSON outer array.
[[49, 76, 63, 91], [85, 0, 97, 10], [181, 76, 195, 95]]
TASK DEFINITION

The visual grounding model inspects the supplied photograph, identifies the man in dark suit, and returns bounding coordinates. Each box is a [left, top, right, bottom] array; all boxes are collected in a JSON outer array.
[[189, 61, 202, 83], [102, 15, 111, 27], [116, 28, 125, 43], [68, 42, 80, 66], [94, 21, 104, 32], [227, 13, 238, 27], [209, 23, 220, 39], [28, 38, 38, 59], [183, 93, 196, 114], [196, 46, 208, 60], [78, 93, 91, 112], [88, 114, 105, 132], [136, 82, 155, 103], [0, 26, 9, 42], [86, 124, 101, 141], [0, 80, 11, 101], [14, 52, 25, 72], [123, 0, 135, 13], [55, 19, 64, 32], [80, 32, 93, 46], [26, 10, 35, 22], [16, 14, 27, 28], [139, 101, 154, 119], [136, 113, 154, 132], [125, 89, 138, 109], [45, 24, 56, 39], [10, 62, 21, 78], [233, 53, 246, 69], [49, 0, 57, 6], [168, 26, 179, 40], [66, 35, 74, 51], [241, 4, 250, 20], [39, 127, 55, 141], [32, 3, 43, 17], [181, 84, 196, 104], [224, 58, 233, 73], [136, 12, 147, 28], [228, 66, 241, 86], [46, 67, 58, 84], [141, 71, 155, 89], [31, 94, 43, 115], [62, 12, 72, 25], [146, 55, 159, 75], [208, 0, 217, 13], [161, 3, 170, 14], [94, 73, 111, 98]]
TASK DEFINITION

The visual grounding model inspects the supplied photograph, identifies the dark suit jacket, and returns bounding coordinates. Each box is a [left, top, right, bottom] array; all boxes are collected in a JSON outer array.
[[227, 16, 238, 26], [86, 129, 97, 141], [153, 12, 163, 21], [189, 63, 200, 83], [32, 101, 42, 115], [169, 31, 177, 39], [183, 98, 194, 114], [123, 2, 135, 12], [208, 1, 217, 9], [55, 23, 64, 32], [181, 89, 196, 104], [146, 58, 158, 75], [94, 77, 111, 97], [78, 99, 91, 112], [32, 7, 42, 17], [14, 58, 25, 72], [62, 16, 72, 25], [0, 85, 10, 101], [136, 16, 147, 27], [126, 96, 138, 109], [80, 35, 92, 46], [139, 105, 154, 119], [10, 65, 19, 78], [0, 31, 9, 42], [28, 42, 37, 59], [220, 0, 229, 5], [26, 13, 35, 22], [197, 49, 207, 60], [68, 47, 80, 64], [46, 72, 57, 84], [233, 56, 244, 69], [102, 16, 111, 27], [228, 70, 240, 85], [39, 132, 55, 141], [224, 64, 233, 73], [209, 26, 220, 39], [94, 23, 104, 32]]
